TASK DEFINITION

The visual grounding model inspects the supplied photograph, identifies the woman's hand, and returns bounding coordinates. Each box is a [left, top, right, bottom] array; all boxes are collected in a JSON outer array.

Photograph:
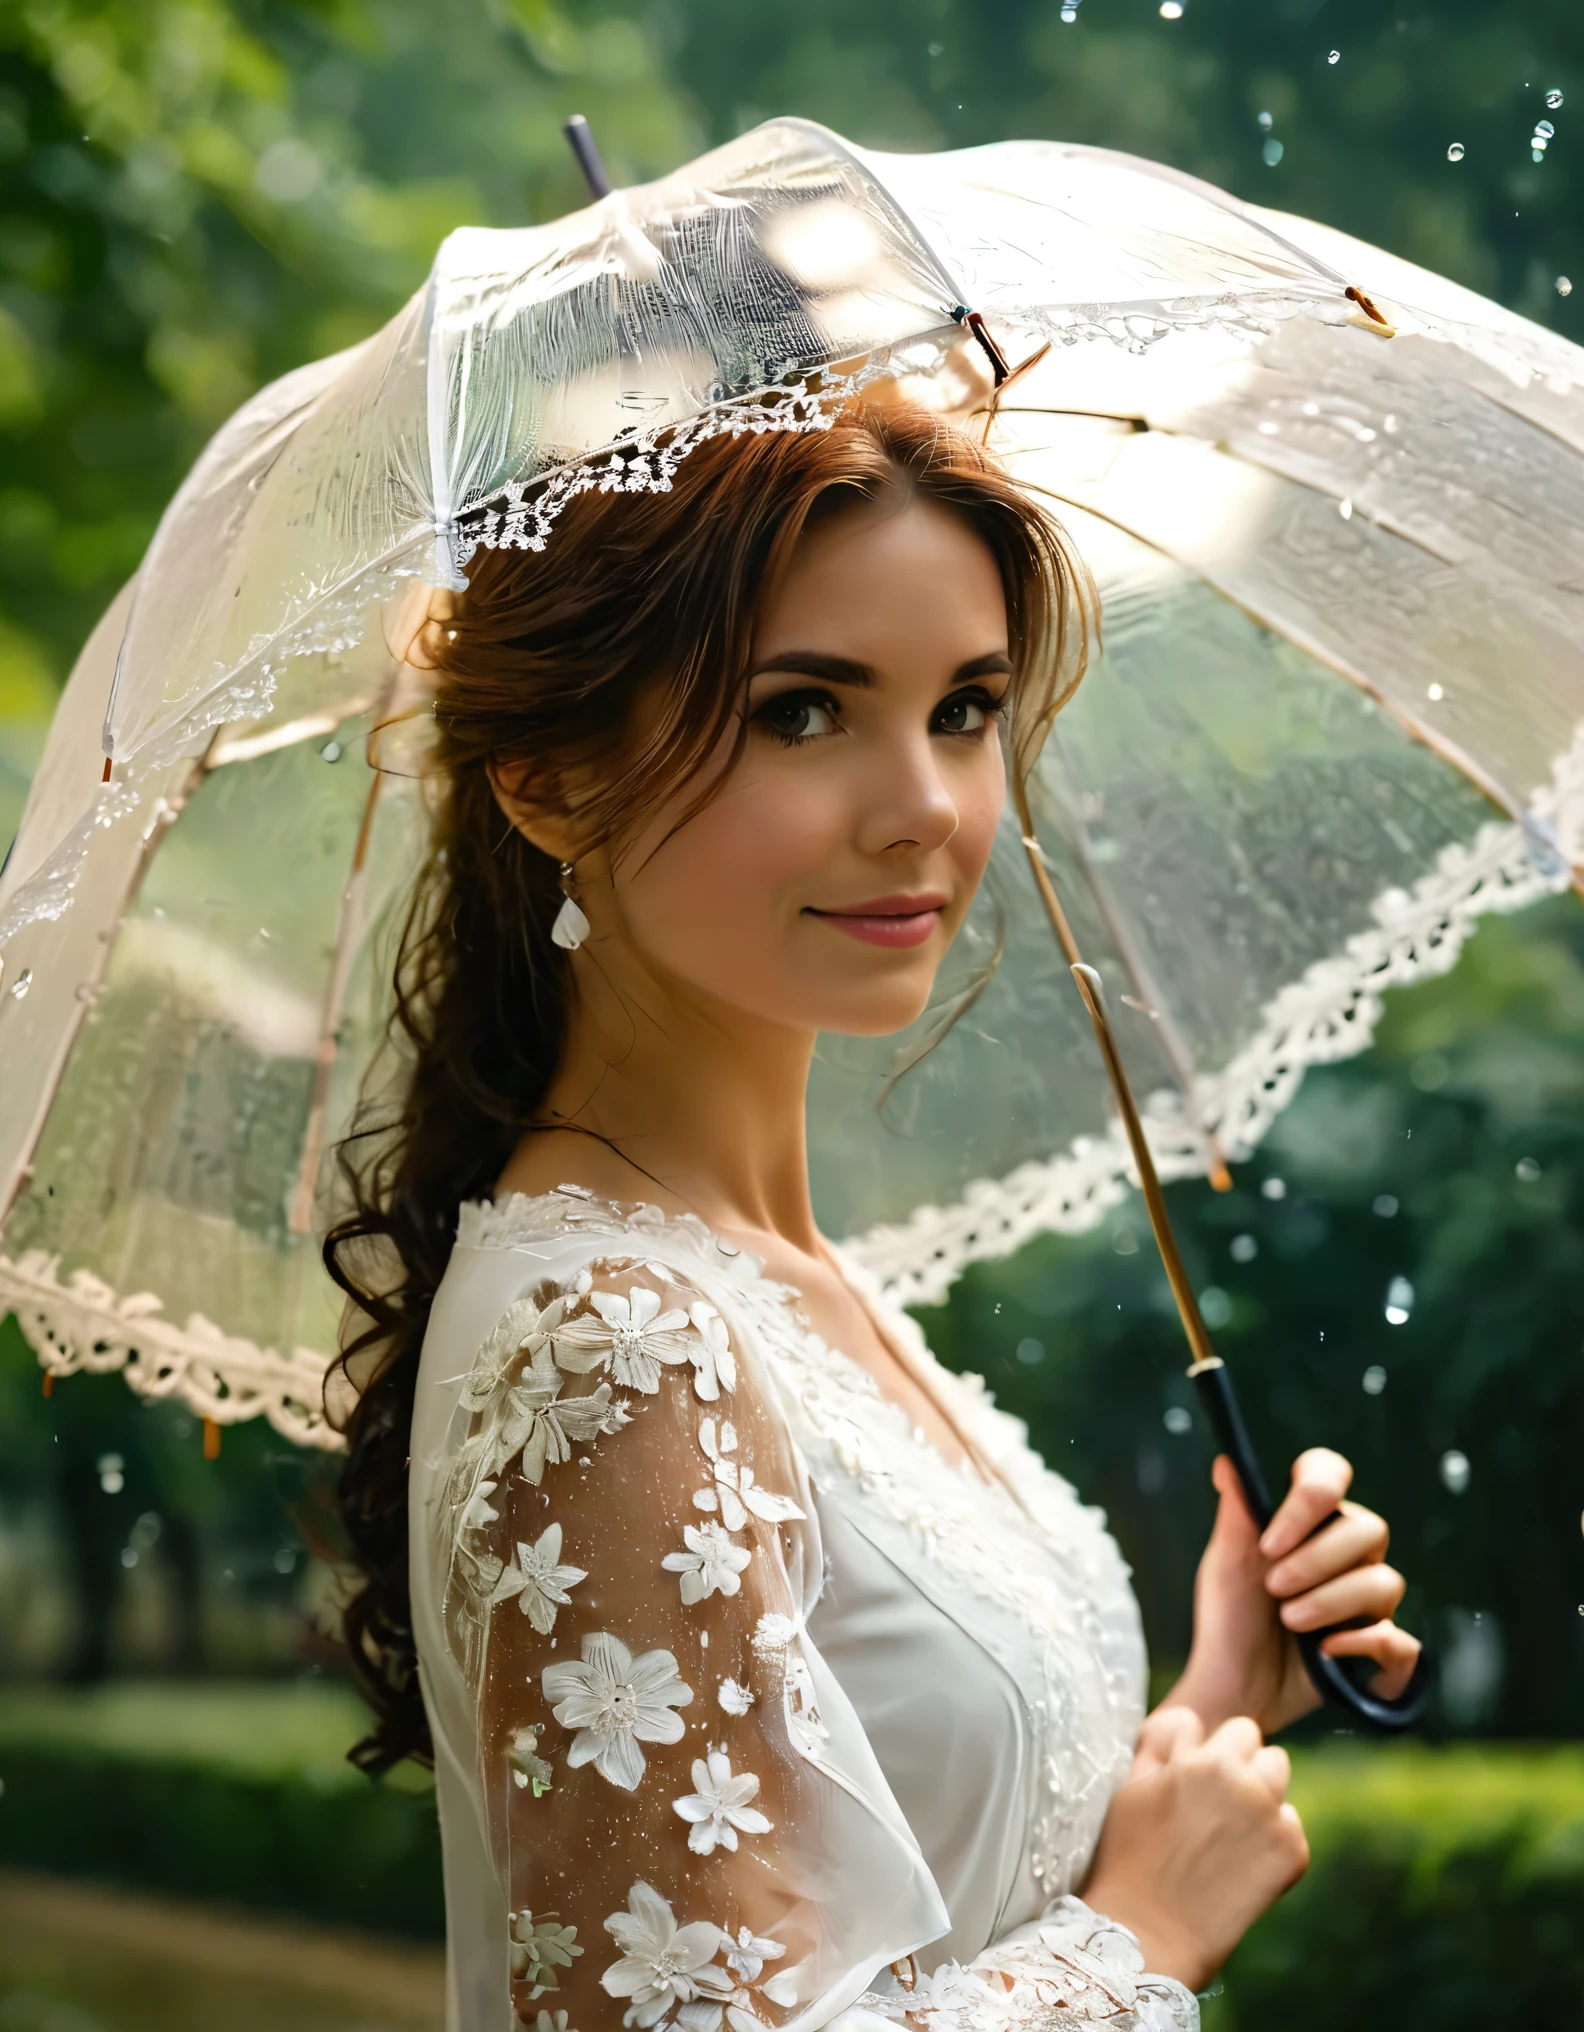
[[1165, 1449, 1422, 1737], [1082, 1707, 1309, 1992]]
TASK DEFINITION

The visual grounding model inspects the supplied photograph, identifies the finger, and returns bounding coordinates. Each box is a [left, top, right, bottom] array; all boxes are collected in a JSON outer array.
[[1206, 1714, 1264, 1764], [1208, 1452, 1262, 1549], [1264, 1502, 1389, 1599], [1251, 1743, 1291, 1800], [1258, 1448, 1354, 1561], [1279, 1562, 1406, 1633], [1132, 1704, 1204, 1775], [1278, 1802, 1311, 1881], [1321, 1620, 1423, 1699]]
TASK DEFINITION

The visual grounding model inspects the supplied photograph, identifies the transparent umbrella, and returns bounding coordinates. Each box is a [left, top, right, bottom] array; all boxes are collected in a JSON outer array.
[[1, 118, 1579, 1534]]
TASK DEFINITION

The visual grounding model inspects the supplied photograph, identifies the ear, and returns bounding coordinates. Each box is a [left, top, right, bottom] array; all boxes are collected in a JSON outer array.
[[488, 755, 583, 866], [386, 582, 455, 670]]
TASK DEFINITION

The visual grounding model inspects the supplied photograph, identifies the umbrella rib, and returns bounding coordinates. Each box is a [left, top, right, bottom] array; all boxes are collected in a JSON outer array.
[[1014, 473, 1567, 866]]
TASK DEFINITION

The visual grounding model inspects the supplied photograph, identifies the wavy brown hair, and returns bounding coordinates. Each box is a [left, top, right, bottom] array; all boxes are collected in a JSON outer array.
[[324, 397, 1095, 1773]]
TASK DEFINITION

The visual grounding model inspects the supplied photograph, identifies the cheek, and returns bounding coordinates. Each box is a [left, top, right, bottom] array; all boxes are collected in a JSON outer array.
[[618, 770, 839, 981]]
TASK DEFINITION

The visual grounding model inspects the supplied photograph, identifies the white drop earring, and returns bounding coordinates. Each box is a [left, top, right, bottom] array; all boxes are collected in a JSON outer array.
[[551, 862, 590, 951]]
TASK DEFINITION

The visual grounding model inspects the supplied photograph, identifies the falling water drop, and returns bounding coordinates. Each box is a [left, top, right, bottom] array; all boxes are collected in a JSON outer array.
[[1328, 49, 1340, 64], [1362, 1365, 1387, 1396], [1258, 110, 1274, 130], [1159, 2, 1184, 18], [9, 969, 32, 1001], [1558, 277, 1574, 297], [1447, 141, 1465, 162], [1262, 138, 1284, 166], [1439, 1449, 1470, 1495], [1535, 120, 1556, 139], [1545, 88, 1563, 110], [1384, 1275, 1414, 1325]]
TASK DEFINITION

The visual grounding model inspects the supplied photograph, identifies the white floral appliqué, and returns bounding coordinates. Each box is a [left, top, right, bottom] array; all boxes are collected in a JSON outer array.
[[498, 1345, 629, 1484], [555, 1285, 696, 1393], [692, 1416, 804, 1531], [601, 1879, 726, 2028], [507, 1723, 553, 1796], [509, 1909, 582, 2000], [462, 1293, 569, 1412], [542, 1630, 692, 1790], [671, 1747, 773, 1855], [686, 1300, 738, 1399], [716, 1676, 754, 1716], [663, 1520, 752, 1605], [488, 1522, 587, 1634]]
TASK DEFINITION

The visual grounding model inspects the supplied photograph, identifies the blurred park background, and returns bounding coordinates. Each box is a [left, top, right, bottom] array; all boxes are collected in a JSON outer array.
[[2, 0, 1583, 2026]]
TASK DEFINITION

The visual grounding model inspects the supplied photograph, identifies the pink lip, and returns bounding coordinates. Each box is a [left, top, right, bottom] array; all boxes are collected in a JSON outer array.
[[808, 894, 948, 950]]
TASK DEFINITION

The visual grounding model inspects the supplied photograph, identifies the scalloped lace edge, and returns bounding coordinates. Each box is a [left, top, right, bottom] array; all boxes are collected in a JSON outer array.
[[0, 1246, 341, 1450], [5, 752, 1579, 1429]]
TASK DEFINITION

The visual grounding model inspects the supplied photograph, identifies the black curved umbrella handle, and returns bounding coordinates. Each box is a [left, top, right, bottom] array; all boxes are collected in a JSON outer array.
[[1190, 1358, 1434, 1732]]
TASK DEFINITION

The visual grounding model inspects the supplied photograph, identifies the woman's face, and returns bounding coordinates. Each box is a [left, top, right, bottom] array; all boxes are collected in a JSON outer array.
[[598, 492, 1012, 1040]]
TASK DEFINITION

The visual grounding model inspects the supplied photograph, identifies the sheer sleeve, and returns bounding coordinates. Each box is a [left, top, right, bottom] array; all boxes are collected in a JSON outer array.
[[433, 1243, 1196, 2032]]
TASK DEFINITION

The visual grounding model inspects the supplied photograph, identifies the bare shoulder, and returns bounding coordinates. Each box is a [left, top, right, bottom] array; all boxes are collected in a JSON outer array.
[[491, 1126, 691, 1218]]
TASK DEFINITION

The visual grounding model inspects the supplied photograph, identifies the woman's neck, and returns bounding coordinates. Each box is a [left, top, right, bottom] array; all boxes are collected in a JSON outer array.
[[499, 949, 823, 1254]]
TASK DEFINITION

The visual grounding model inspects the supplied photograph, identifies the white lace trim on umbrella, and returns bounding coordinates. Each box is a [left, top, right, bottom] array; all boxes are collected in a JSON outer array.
[[4, 749, 1580, 1436]]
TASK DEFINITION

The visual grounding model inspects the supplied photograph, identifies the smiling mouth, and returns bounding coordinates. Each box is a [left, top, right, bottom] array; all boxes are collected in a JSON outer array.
[[806, 894, 948, 950]]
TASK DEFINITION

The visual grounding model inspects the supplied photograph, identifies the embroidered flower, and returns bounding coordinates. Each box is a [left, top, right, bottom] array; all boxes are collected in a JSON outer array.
[[509, 1910, 582, 1999], [554, 1286, 696, 1393], [460, 1479, 500, 1531], [507, 1723, 554, 1796], [499, 1345, 628, 1484], [686, 1300, 737, 1400], [672, 1747, 772, 1855], [723, 1929, 785, 1986], [542, 1631, 692, 1790], [692, 1417, 804, 1532], [716, 1677, 754, 1717], [750, 1612, 796, 1654], [717, 1930, 785, 1987], [663, 1521, 752, 1605], [489, 1522, 587, 1634], [601, 1880, 725, 2028], [461, 1294, 569, 1413]]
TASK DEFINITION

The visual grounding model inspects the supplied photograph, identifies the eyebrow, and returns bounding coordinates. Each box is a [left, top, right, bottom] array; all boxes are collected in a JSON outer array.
[[749, 649, 1014, 688]]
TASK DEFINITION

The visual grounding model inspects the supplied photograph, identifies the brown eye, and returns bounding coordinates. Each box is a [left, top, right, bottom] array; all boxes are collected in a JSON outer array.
[[933, 688, 1001, 736], [755, 692, 839, 745]]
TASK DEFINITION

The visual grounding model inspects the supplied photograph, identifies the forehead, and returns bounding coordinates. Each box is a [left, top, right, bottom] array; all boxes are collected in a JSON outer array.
[[755, 495, 1007, 658]]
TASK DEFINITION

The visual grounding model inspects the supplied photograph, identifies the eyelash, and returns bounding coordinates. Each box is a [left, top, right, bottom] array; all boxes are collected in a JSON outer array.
[[751, 685, 1008, 749]]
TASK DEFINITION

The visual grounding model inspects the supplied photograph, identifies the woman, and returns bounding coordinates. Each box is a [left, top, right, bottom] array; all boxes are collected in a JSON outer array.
[[329, 398, 1420, 2032]]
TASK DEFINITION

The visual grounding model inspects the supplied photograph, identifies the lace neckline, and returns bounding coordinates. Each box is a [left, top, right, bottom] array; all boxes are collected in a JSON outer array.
[[456, 1186, 992, 1483]]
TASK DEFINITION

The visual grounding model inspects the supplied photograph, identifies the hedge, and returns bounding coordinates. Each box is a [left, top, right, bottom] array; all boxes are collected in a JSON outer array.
[[2, 1683, 1582, 2025]]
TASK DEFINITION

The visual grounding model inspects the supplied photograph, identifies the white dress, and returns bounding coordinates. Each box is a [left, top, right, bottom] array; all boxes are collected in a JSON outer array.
[[408, 1188, 1199, 2032]]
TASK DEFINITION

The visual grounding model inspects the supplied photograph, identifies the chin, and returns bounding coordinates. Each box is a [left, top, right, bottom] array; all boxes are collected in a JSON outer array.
[[809, 984, 937, 1040]]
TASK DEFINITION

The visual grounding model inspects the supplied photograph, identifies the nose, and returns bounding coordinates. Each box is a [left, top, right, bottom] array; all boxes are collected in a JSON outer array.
[[853, 725, 960, 858]]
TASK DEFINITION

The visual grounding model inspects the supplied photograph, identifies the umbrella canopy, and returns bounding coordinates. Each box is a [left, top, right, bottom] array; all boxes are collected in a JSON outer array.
[[2, 117, 1580, 1447]]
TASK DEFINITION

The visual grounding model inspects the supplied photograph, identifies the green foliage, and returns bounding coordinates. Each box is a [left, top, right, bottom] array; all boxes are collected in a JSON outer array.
[[0, 1680, 443, 1936], [1209, 1745, 1584, 2029]]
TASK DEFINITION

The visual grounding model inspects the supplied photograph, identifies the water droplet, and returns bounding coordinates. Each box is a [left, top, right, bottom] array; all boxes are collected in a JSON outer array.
[[1112, 1225, 1139, 1256], [1439, 1449, 1470, 1495], [1261, 1176, 1287, 1200], [1015, 1337, 1045, 1366], [1516, 1155, 1542, 1183], [1199, 1286, 1233, 1329], [1558, 276, 1574, 297], [1060, 4, 1078, 18], [1229, 1233, 1258, 1264], [1338, 497, 1353, 519], [1546, 89, 1563, 110], [1328, 49, 1340, 64], [319, 739, 343, 763], [1373, 1193, 1399, 1218], [9, 968, 32, 1000], [1164, 1406, 1193, 1435], [1262, 137, 1285, 166], [120, 1546, 138, 1568], [1427, 681, 1444, 701], [927, 40, 944, 55], [1362, 1365, 1388, 1396], [1385, 1275, 1414, 1324], [1447, 141, 1465, 162], [1409, 1051, 1449, 1091], [1535, 120, 1555, 140], [1258, 110, 1274, 130], [1158, 1, 1184, 17]]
